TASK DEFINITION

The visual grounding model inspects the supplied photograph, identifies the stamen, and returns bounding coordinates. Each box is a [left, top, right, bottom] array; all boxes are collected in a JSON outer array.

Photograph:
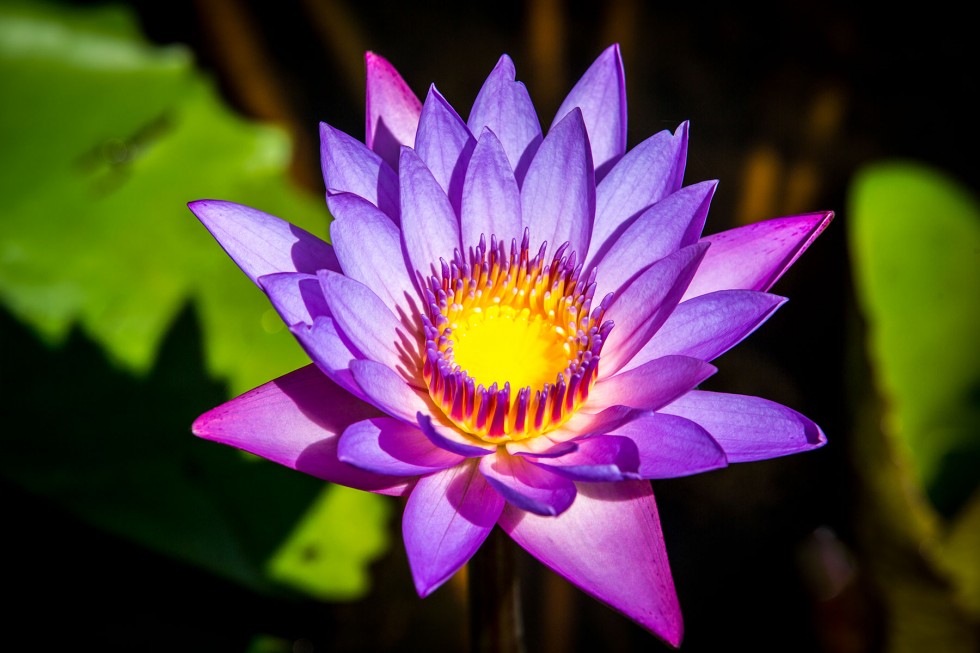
[[421, 231, 612, 443]]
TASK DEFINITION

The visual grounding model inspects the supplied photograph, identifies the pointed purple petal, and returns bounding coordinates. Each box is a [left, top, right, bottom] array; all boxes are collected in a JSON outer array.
[[417, 413, 497, 457], [588, 123, 691, 265], [403, 461, 503, 596], [527, 435, 641, 482], [258, 272, 329, 326], [189, 200, 338, 285], [590, 355, 716, 412], [320, 122, 399, 221], [399, 147, 462, 281], [552, 44, 626, 179], [338, 417, 464, 476], [610, 412, 728, 478], [327, 192, 418, 311], [623, 291, 786, 373], [467, 54, 543, 184], [520, 108, 595, 256], [365, 51, 422, 169], [193, 365, 408, 495], [479, 452, 576, 516], [659, 390, 827, 462], [289, 317, 366, 400], [415, 85, 476, 213], [461, 129, 523, 246], [349, 359, 432, 424], [501, 481, 683, 646], [318, 270, 421, 385], [601, 242, 709, 374], [592, 181, 717, 300], [683, 211, 834, 300]]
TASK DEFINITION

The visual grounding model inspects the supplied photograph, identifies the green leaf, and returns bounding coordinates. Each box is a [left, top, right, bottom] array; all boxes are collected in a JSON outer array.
[[0, 2, 390, 599], [848, 161, 980, 517]]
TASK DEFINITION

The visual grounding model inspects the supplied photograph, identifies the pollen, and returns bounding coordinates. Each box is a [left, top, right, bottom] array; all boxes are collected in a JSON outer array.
[[421, 232, 613, 444]]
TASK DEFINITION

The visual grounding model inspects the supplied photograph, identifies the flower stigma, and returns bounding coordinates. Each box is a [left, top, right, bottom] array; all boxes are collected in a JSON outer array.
[[421, 231, 613, 443]]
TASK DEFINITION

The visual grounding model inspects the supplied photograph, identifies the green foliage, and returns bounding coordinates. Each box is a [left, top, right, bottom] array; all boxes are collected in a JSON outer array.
[[849, 161, 980, 645], [0, 2, 390, 600], [849, 161, 980, 516]]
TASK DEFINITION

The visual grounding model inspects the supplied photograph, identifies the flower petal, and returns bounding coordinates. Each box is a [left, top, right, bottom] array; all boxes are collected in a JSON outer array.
[[188, 200, 339, 285], [258, 272, 329, 326], [659, 390, 827, 462], [399, 146, 462, 281], [461, 128, 523, 246], [592, 180, 717, 300], [365, 51, 422, 170], [289, 317, 366, 399], [338, 417, 464, 476], [527, 435, 641, 482], [683, 211, 834, 300], [610, 412, 728, 478], [622, 290, 786, 373], [520, 108, 595, 256], [479, 451, 576, 516], [500, 481, 682, 646], [417, 413, 497, 457], [590, 355, 716, 412], [318, 270, 421, 385], [601, 242, 709, 374], [349, 359, 432, 424], [589, 122, 689, 265], [403, 460, 503, 596], [327, 192, 418, 311], [414, 85, 476, 213], [467, 54, 542, 184], [320, 122, 399, 221], [192, 364, 408, 495], [552, 44, 626, 179]]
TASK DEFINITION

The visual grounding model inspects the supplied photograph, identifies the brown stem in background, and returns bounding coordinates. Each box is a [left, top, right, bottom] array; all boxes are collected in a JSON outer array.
[[468, 527, 526, 653], [193, 0, 319, 190]]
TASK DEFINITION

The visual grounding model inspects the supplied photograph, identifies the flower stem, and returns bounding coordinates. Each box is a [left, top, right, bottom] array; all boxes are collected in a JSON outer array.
[[468, 527, 526, 653]]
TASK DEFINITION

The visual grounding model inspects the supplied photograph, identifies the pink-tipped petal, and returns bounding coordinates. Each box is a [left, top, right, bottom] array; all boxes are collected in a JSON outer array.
[[610, 412, 728, 478], [552, 44, 627, 179], [365, 51, 422, 169], [602, 242, 709, 374], [188, 200, 338, 285], [318, 271, 421, 385], [399, 147, 462, 281], [327, 192, 418, 311], [592, 181, 717, 299], [588, 123, 691, 265], [623, 290, 786, 373], [415, 85, 476, 212], [659, 390, 827, 462], [192, 365, 408, 495], [461, 128, 523, 246], [320, 122, 399, 221], [590, 355, 716, 412], [683, 211, 834, 300], [520, 108, 595, 256], [258, 272, 329, 326], [349, 359, 432, 424], [527, 435, 641, 482], [338, 417, 464, 476], [479, 452, 576, 516], [467, 54, 543, 183], [501, 481, 683, 646], [403, 461, 503, 596]]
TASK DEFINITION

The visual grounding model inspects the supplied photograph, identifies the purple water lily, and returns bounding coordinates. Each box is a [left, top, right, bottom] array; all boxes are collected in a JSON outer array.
[[189, 45, 830, 646]]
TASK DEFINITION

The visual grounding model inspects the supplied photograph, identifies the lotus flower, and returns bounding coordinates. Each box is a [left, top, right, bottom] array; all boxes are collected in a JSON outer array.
[[189, 44, 831, 646]]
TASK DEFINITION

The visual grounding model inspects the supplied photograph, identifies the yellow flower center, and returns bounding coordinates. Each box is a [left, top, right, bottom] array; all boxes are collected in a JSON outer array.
[[421, 234, 611, 444]]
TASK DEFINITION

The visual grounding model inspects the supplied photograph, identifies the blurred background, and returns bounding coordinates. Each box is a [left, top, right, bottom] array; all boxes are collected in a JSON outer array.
[[1, 1, 978, 651]]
